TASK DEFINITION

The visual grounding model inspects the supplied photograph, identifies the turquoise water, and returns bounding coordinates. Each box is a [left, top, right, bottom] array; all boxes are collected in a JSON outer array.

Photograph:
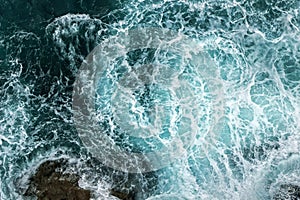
[[0, 0, 300, 199]]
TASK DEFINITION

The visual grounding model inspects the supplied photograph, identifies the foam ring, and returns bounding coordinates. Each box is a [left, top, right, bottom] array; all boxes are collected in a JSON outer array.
[[72, 27, 224, 173]]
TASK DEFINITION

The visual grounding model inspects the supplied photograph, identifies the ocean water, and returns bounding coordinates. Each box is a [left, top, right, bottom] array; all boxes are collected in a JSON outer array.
[[0, 0, 300, 199]]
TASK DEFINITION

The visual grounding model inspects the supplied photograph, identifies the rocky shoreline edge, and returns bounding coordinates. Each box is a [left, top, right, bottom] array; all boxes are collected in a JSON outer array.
[[23, 159, 135, 200]]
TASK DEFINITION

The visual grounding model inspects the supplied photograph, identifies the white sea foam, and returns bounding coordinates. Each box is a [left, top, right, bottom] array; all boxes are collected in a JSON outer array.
[[1, 0, 300, 199]]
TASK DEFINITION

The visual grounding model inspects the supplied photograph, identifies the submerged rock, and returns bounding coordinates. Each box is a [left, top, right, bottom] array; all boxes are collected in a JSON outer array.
[[24, 159, 90, 200], [110, 189, 135, 200], [23, 159, 136, 200]]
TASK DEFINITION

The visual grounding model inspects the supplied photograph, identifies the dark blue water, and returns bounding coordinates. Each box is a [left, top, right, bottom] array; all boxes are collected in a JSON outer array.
[[0, 0, 300, 199]]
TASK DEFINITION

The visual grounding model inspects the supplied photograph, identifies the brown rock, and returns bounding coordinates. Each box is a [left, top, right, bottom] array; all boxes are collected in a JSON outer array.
[[24, 159, 91, 200]]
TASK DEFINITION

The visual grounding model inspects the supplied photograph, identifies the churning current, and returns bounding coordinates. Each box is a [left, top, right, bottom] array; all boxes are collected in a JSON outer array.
[[0, 0, 299, 199]]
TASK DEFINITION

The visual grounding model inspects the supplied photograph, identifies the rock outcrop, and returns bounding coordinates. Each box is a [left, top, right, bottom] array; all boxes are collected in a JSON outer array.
[[24, 159, 90, 200]]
